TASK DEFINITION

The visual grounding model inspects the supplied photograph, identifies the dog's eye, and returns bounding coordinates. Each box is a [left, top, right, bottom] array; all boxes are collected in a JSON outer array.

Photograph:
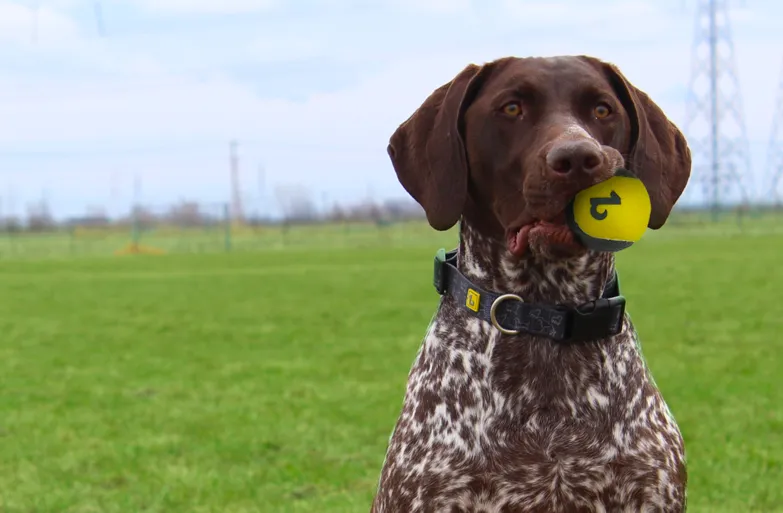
[[501, 102, 523, 117], [594, 103, 612, 119]]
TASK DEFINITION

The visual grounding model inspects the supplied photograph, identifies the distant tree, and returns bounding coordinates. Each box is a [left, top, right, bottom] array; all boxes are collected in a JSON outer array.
[[166, 201, 210, 227], [1, 216, 22, 233], [133, 206, 158, 227], [69, 205, 111, 227], [382, 198, 425, 221], [275, 185, 318, 223], [327, 203, 346, 223], [26, 199, 56, 232], [116, 205, 158, 229]]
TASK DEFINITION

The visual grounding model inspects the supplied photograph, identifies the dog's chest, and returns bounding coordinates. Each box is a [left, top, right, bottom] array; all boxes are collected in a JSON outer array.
[[373, 312, 686, 512]]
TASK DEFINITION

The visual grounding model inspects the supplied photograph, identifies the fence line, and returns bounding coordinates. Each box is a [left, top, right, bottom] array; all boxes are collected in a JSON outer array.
[[0, 203, 780, 260]]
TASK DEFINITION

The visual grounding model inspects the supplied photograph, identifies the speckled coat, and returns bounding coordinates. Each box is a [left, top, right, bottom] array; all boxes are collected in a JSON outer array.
[[370, 55, 691, 513], [371, 223, 686, 512]]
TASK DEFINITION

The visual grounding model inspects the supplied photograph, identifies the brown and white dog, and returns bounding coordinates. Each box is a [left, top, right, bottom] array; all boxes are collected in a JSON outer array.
[[371, 56, 691, 512]]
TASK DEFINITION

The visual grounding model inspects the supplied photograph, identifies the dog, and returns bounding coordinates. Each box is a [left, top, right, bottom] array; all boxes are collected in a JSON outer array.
[[371, 56, 691, 512]]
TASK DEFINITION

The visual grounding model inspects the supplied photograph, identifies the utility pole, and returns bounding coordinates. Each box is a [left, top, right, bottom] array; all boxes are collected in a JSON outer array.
[[31, 1, 39, 44], [133, 173, 141, 206], [684, 0, 751, 219], [230, 140, 244, 224], [130, 173, 142, 249], [767, 59, 783, 205], [257, 164, 265, 220], [94, 2, 106, 37], [110, 171, 119, 206], [7, 186, 15, 219], [321, 191, 329, 218]]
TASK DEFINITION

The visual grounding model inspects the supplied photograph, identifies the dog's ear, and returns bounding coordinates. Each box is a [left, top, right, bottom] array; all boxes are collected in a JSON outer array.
[[581, 57, 692, 229], [387, 63, 496, 231]]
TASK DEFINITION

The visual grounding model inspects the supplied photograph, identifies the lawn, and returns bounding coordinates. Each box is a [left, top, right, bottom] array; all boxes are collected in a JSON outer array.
[[0, 220, 781, 512]]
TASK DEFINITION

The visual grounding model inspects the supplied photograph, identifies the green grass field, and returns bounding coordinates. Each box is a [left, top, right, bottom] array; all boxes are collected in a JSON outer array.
[[0, 219, 781, 512]]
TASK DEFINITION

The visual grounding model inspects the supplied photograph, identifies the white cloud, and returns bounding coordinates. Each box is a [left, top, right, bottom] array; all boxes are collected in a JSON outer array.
[[128, 0, 276, 15], [0, 54, 447, 148], [0, 43, 707, 212], [498, 0, 669, 39], [0, 0, 779, 214], [391, 0, 472, 15], [247, 33, 326, 63], [0, 1, 80, 48]]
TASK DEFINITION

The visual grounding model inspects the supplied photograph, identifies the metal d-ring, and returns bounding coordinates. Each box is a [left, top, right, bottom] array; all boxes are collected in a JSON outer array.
[[489, 293, 524, 335]]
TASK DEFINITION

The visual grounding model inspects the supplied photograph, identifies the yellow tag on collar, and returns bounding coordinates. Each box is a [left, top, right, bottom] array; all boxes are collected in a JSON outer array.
[[566, 169, 651, 253], [465, 288, 480, 312]]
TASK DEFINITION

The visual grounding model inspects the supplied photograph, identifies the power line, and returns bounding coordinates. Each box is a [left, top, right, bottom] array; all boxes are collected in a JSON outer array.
[[94, 2, 106, 37], [30, 1, 39, 44], [229, 139, 244, 223], [133, 173, 142, 205], [0, 139, 374, 159], [258, 163, 266, 218], [0, 143, 222, 158], [684, 0, 752, 218], [768, 58, 783, 205]]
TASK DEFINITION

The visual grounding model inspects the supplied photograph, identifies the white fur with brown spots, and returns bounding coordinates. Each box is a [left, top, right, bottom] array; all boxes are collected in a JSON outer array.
[[371, 55, 690, 513]]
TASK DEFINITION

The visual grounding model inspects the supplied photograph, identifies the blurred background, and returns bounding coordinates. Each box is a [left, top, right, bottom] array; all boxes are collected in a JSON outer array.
[[0, 0, 780, 254], [0, 1, 780, 513]]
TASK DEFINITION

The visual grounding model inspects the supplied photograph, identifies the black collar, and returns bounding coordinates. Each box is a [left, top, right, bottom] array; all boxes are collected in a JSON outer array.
[[433, 248, 626, 342]]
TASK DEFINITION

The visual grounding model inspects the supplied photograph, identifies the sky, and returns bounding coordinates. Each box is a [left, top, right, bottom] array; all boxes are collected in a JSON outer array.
[[0, 0, 781, 219]]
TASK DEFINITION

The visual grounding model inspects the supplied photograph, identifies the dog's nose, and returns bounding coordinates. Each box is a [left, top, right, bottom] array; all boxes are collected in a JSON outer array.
[[546, 140, 604, 176]]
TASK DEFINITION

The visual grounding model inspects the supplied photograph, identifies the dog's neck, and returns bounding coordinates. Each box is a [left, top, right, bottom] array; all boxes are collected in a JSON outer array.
[[431, 219, 628, 398], [456, 219, 615, 307]]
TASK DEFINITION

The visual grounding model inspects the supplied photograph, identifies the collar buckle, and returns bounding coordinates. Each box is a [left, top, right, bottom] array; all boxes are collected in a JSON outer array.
[[433, 248, 458, 295], [432, 247, 626, 342], [433, 248, 448, 294], [566, 296, 626, 342]]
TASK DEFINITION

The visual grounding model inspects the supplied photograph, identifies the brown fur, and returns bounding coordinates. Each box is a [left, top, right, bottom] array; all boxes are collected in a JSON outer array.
[[372, 55, 691, 512]]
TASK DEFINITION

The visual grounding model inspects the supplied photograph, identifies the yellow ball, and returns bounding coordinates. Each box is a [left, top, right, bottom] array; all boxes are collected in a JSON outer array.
[[566, 169, 651, 252]]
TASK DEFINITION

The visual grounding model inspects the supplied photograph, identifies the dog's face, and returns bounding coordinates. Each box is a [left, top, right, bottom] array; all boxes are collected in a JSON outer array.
[[462, 58, 632, 259], [388, 56, 691, 261]]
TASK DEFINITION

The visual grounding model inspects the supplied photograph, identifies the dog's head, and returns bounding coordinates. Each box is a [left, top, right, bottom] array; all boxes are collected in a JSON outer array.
[[387, 56, 691, 261]]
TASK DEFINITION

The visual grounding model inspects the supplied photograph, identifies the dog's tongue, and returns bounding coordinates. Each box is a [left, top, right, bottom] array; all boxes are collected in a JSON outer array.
[[507, 225, 532, 256]]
